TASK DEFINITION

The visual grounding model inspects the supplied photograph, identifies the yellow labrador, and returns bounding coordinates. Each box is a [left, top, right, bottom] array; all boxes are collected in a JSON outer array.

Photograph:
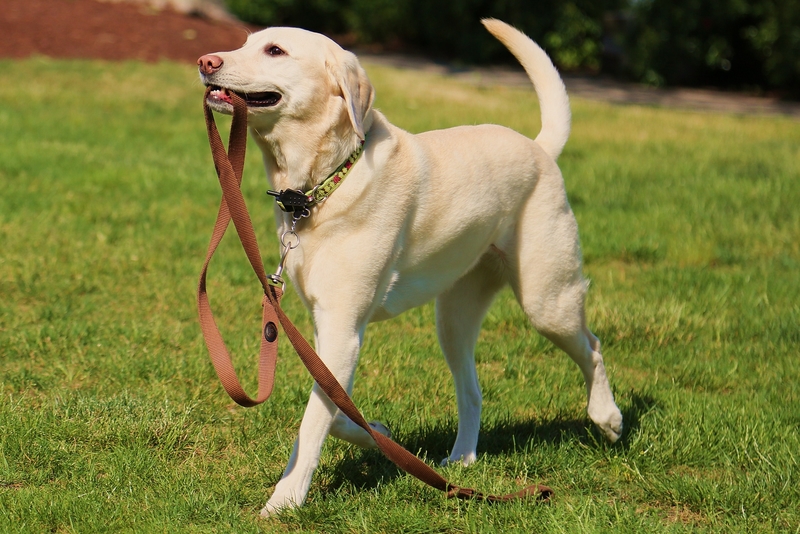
[[198, 19, 622, 515]]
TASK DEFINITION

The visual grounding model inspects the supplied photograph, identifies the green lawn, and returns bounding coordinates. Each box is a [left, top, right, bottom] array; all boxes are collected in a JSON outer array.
[[1, 56, 798, 533]]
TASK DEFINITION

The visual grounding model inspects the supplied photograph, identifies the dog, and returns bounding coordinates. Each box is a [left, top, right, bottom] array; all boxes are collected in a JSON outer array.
[[197, 18, 622, 516]]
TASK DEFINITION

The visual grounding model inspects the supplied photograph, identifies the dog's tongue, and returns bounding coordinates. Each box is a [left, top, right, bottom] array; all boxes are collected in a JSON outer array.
[[210, 88, 233, 105]]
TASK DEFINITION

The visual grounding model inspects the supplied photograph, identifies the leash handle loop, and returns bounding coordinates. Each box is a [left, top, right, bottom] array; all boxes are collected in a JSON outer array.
[[197, 87, 277, 407]]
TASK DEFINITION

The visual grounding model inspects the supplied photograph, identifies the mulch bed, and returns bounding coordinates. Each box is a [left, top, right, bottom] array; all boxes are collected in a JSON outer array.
[[0, 0, 258, 64]]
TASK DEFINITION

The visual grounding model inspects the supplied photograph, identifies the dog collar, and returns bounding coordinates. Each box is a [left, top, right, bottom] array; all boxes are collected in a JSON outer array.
[[267, 138, 365, 218]]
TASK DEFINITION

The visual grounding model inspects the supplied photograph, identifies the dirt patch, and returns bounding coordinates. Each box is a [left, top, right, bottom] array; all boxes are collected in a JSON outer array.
[[0, 0, 256, 64]]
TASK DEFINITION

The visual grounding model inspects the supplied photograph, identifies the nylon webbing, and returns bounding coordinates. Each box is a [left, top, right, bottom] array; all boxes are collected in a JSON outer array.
[[197, 87, 277, 407]]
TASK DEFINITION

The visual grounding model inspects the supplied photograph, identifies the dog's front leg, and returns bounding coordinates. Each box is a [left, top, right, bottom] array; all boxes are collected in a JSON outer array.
[[261, 322, 362, 517], [261, 383, 340, 516]]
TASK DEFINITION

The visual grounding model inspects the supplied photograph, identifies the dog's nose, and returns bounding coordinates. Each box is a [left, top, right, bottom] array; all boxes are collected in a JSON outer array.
[[197, 54, 224, 75]]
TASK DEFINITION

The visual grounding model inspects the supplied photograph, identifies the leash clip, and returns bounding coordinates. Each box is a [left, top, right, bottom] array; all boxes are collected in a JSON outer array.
[[268, 217, 301, 289]]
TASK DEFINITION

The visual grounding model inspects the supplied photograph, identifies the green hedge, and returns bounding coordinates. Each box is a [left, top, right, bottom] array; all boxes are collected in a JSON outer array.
[[624, 0, 800, 95], [224, 0, 623, 70], [225, 0, 800, 95]]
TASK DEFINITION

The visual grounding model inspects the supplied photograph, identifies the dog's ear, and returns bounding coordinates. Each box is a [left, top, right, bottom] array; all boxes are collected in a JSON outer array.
[[327, 49, 374, 140]]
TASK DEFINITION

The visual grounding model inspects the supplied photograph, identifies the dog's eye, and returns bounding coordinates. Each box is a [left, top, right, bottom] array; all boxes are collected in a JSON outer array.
[[266, 45, 286, 57]]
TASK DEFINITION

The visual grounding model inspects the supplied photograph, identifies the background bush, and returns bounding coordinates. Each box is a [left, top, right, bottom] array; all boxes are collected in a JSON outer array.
[[224, 0, 800, 96], [623, 0, 800, 95], [224, 0, 625, 69]]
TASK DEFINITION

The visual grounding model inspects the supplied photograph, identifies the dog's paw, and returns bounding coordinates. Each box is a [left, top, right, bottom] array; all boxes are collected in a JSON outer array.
[[368, 421, 392, 440], [440, 451, 477, 467], [331, 417, 391, 448], [259, 504, 278, 518], [589, 404, 623, 443], [260, 495, 298, 518]]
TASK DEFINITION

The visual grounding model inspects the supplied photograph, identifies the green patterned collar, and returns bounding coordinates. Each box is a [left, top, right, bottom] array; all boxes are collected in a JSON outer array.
[[267, 138, 366, 217], [307, 138, 366, 204]]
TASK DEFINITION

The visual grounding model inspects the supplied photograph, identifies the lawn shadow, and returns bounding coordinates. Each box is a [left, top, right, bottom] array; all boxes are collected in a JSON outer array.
[[322, 390, 657, 493]]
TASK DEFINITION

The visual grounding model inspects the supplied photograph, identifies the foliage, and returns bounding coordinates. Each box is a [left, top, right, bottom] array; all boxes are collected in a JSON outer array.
[[224, 0, 800, 94], [225, 0, 349, 33], [623, 0, 800, 95], [225, 0, 625, 70], [1, 57, 799, 532]]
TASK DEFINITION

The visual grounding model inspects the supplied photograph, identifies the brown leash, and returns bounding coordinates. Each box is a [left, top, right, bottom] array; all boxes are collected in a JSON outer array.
[[197, 87, 553, 503]]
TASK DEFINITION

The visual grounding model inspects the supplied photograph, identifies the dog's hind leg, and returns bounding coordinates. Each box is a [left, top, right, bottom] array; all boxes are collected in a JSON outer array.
[[531, 302, 623, 443], [510, 179, 623, 442], [436, 255, 507, 466]]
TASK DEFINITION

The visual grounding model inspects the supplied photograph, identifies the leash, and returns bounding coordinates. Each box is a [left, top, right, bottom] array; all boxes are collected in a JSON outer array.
[[197, 86, 553, 503]]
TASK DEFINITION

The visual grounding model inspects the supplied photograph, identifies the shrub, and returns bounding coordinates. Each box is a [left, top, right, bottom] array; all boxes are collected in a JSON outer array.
[[224, 0, 349, 34], [623, 0, 800, 95], [224, 0, 624, 71], [223, 0, 800, 95]]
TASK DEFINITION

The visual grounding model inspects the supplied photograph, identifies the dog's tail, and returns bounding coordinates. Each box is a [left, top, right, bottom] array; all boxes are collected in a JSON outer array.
[[482, 18, 571, 161]]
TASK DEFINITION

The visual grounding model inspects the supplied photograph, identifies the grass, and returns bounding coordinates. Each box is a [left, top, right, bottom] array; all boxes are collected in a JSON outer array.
[[1, 55, 798, 532]]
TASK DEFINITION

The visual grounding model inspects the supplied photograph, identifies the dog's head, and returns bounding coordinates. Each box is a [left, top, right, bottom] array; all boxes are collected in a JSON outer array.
[[198, 27, 374, 140]]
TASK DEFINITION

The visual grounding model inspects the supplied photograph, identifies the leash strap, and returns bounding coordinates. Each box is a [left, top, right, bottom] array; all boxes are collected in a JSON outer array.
[[197, 87, 278, 407], [198, 88, 553, 502]]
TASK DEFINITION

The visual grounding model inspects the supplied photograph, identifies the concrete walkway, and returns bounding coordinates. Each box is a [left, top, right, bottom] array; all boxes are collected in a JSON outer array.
[[358, 52, 800, 119]]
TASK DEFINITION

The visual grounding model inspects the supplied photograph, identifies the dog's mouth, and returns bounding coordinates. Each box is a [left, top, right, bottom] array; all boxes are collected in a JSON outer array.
[[207, 86, 282, 108]]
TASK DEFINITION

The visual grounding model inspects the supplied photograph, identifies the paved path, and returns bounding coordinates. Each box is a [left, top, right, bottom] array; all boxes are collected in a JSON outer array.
[[359, 52, 800, 119]]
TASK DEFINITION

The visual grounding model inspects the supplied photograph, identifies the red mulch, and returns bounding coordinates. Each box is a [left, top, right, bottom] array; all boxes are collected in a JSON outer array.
[[0, 0, 259, 65]]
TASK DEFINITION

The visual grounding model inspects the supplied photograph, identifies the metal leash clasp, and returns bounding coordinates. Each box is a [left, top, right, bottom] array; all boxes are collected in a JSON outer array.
[[267, 210, 308, 289]]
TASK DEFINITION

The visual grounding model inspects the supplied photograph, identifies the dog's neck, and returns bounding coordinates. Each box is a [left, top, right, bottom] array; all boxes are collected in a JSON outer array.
[[250, 113, 371, 193]]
